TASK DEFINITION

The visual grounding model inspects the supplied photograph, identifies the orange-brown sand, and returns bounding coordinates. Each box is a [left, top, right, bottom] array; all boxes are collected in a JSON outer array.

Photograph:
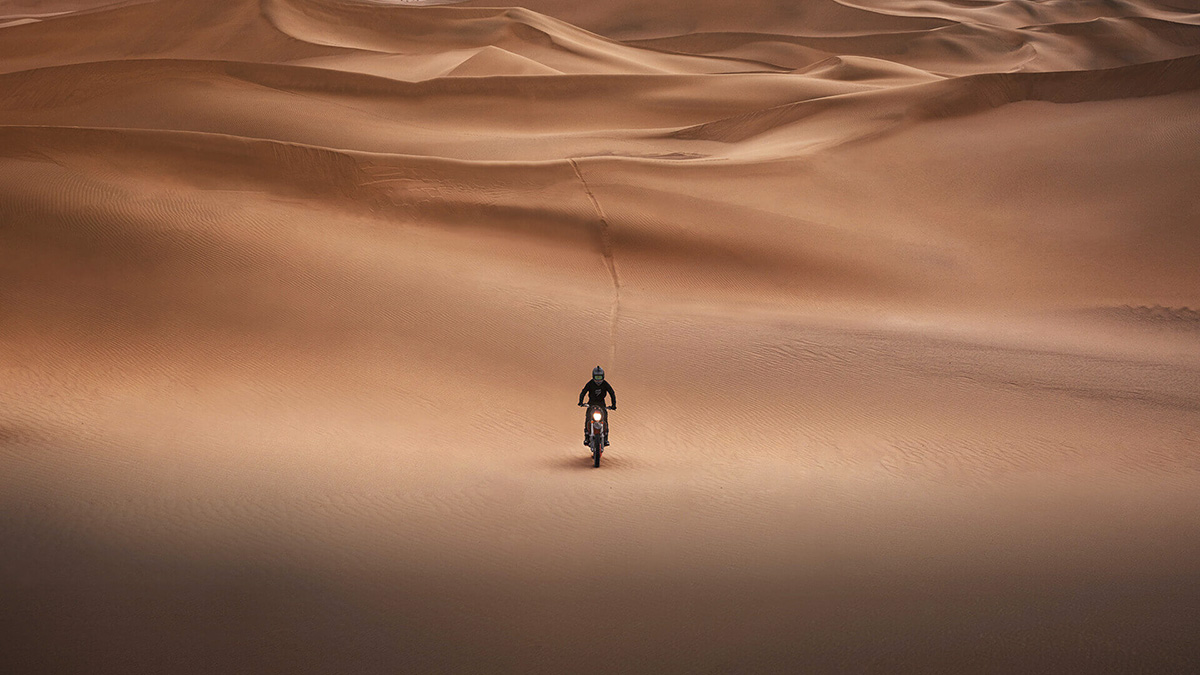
[[2, 1, 1199, 672]]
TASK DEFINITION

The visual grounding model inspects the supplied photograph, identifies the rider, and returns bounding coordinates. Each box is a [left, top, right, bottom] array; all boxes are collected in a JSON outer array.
[[578, 366, 616, 446]]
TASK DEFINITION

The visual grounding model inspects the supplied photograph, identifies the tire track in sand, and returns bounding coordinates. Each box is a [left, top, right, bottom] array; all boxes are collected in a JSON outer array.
[[568, 158, 621, 369]]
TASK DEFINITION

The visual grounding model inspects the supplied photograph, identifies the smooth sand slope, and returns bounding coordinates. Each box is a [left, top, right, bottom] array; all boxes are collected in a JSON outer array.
[[2, 0, 1199, 672]]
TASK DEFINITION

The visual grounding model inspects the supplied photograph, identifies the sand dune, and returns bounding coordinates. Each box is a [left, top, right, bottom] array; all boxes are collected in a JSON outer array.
[[460, 0, 957, 39], [672, 52, 1200, 141], [633, 16, 1200, 74], [3, 0, 1199, 673]]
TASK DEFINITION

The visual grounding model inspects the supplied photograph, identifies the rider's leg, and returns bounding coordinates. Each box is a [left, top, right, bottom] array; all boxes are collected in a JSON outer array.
[[602, 406, 609, 446]]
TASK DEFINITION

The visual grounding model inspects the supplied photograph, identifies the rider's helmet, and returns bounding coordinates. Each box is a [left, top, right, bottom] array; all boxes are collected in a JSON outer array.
[[593, 366, 604, 383]]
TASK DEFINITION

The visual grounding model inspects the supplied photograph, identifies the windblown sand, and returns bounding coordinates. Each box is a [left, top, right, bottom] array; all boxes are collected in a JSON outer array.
[[2, 1, 1199, 672]]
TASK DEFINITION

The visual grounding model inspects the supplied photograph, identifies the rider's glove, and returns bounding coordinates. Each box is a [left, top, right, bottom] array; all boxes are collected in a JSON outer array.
[[578, 402, 585, 407]]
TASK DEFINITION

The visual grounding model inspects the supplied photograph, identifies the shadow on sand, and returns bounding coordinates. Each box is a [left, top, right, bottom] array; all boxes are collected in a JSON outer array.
[[549, 449, 630, 471]]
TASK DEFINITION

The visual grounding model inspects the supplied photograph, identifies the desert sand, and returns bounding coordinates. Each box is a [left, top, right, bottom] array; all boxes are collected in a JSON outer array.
[[2, 0, 1199, 672]]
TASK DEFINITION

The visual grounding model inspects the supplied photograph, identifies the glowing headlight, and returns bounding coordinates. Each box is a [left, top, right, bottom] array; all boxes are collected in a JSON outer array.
[[593, 412, 602, 421]]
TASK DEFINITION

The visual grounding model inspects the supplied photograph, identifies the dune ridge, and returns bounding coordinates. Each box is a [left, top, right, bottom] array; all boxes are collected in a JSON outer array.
[[672, 53, 1200, 146]]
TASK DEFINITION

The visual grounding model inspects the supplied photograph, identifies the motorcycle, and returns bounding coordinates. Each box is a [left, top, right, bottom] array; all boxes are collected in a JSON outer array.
[[585, 403, 613, 467]]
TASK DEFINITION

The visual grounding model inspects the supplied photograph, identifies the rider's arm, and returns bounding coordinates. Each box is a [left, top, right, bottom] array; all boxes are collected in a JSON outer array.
[[579, 383, 589, 405], [605, 381, 616, 408]]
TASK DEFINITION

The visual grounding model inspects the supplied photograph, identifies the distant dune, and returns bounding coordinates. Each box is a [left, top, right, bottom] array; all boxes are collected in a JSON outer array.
[[2, 1, 1198, 673]]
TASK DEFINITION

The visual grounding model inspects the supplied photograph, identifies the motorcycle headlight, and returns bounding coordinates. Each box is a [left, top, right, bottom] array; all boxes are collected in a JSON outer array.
[[593, 412, 602, 421]]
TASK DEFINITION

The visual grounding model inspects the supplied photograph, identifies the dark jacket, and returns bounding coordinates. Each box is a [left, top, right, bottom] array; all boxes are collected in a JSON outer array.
[[579, 379, 616, 407]]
